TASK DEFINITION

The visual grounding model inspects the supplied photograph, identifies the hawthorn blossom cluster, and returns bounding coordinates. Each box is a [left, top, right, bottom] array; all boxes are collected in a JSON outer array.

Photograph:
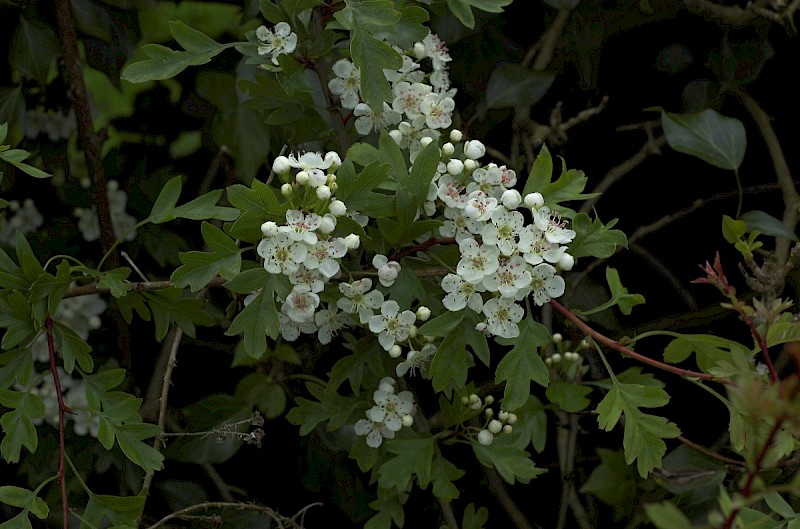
[[25, 107, 76, 141], [329, 32, 455, 155], [425, 136, 575, 339], [0, 198, 44, 246], [354, 377, 415, 447], [74, 180, 138, 243]]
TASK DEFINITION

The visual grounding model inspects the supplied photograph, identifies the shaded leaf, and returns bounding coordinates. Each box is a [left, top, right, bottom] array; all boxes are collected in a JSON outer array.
[[660, 108, 746, 170]]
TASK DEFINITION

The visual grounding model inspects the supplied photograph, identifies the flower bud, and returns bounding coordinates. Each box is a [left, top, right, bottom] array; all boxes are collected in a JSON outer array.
[[378, 261, 400, 287], [477, 429, 494, 446], [558, 252, 575, 271], [463, 140, 486, 160], [389, 129, 403, 145], [344, 233, 361, 249], [416, 306, 431, 321], [261, 221, 279, 236], [484, 408, 494, 417], [316, 185, 332, 200], [501, 189, 522, 210], [449, 129, 463, 143], [507, 413, 517, 425], [412, 42, 426, 60], [389, 344, 402, 358], [318, 214, 336, 234], [484, 395, 494, 405], [488, 419, 502, 434], [442, 142, 455, 156], [420, 136, 434, 148], [402, 414, 414, 427], [295, 171, 309, 185], [329, 181, 338, 192], [524, 192, 544, 208], [272, 155, 291, 174], [447, 159, 464, 175], [280, 183, 293, 196], [324, 151, 342, 170], [329, 199, 347, 217], [502, 424, 513, 434], [498, 410, 509, 422], [408, 325, 418, 338], [464, 159, 478, 172], [552, 333, 563, 344], [308, 171, 327, 188]]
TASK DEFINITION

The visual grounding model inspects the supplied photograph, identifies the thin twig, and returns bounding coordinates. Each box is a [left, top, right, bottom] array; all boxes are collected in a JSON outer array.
[[676, 435, 746, 467], [45, 317, 69, 529], [438, 498, 460, 529], [549, 299, 732, 384], [145, 501, 322, 529], [630, 242, 698, 310], [121, 251, 149, 282], [63, 277, 227, 299]]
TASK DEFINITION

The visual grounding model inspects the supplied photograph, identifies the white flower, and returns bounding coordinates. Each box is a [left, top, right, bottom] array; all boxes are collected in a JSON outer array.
[[482, 256, 532, 298], [373, 254, 401, 287], [256, 22, 298, 65], [423, 32, 451, 70], [328, 58, 361, 109], [257, 233, 308, 275], [280, 210, 321, 245], [304, 237, 347, 278], [437, 175, 468, 209], [518, 225, 567, 266], [441, 273, 485, 312], [456, 238, 500, 284], [392, 82, 432, 118], [337, 278, 384, 324], [524, 192, 545, 209], [558, 252, 575, 271], [533, 207, 576, 244], [315, 304, 350, 345], [396, 343, 436, 377], [367, 387, 414, 431], [481, 207, 525, 256], [284, 285, 320, 323], [464, 191, 498, 221], [467, 164, 505, 199], [529, 263, 566, 306], [369, 300, 416, 351], [287, 266, 325, 293], [278, 305, 317, 341], [481, 297, 524, 338], [353, 102, 401, 135], [354, 418, 395, 447], [463, 140, 486, 160], [419, 92, 455, 129]]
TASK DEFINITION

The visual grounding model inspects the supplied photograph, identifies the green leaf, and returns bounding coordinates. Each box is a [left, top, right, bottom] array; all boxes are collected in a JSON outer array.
[[53, 322, 94, 374], [740, 210, 797, 241], [430, 453, 465, 501], [0, 348, 35, 391], [495, 317, 550, 411], [462, 503, 489, 529], [546, 381, 592, 412], [171, 222, 242, 291], [510, 396, 548, 453], [722, 214, 747, 243], [596, 376, 680, 477], [765, 492, 796, 519], [143, 288, 214, 341], [0, 292, 35, 350], [378, 437, 436, 492], [28, 260, 73, 315], [15, 232, 44, 282], [429, 323, 469, 395], [576, 267, 645, 316], [403, 142, 440, 209], [222, 267, 269, 294], [336, 161, 393, 217], [0, 512, 32, 529], [227, 179, 289, 243], [643, 502, 693, 529], [121, 21, 236, 83], [147, 175, 182, 223], [173, 190, 239, 222], [0, 149, 51, 179], [0, 486, 48, 519], [115, 423, 164, 472], [660, 108, 746, 170], [662, 333, 751, 373], [473, 435, 545, 484], [285, 383, 360, 435], [10, 16, 60, 85], [522, 144, 553, 197], [484, 63, 555, 110], [96, 268, 132, 298], [79, 493, 145, 529], [351, 28, 402, 110], [568, 213, 628, 259], [0, 391, 44, 463], [580, 449, 639, 521], [225, 285, 276, 358]]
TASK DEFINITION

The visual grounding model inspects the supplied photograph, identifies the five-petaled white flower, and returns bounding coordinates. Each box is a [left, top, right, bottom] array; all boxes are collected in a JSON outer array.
[[257, 233, 308, 275], [328, 58, 362, 109], [337, 278, 384, 324], [369, 300, 416, 351], [256, 22, 297, 65]]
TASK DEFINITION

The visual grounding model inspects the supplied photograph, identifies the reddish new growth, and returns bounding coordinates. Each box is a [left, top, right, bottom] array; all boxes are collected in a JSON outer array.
[[692, 252, 734, 296]]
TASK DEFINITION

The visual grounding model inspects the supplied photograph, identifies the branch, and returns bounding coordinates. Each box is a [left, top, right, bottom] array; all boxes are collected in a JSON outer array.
[[483, 467, 534, 529], [63, 277, 227, 299], [145, 501, 323, 529], [45, 317, 69, 529], [549, 299, 732, 384], [53, 0, 117, 269], [681, 0, 759, 26]]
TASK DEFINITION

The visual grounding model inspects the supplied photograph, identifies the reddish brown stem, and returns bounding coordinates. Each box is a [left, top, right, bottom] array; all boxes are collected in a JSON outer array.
[[549, 299, 732, 384], [54, 0, 117, 269], [740, 313, 778, 383], [45, 317, 69, 529]]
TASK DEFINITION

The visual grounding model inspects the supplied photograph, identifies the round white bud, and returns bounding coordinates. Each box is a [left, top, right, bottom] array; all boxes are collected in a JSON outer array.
[[523, 192, 545, 208], [318, 214, 336, 234], [280, 183, 293, 196], [501, 189, 522, 210], [498, 410, 509, 422], [260, 221, 279, 236], [488, 419, 502, 434], [449, 129, 463, 143], [408, 325, 418, 339], [420, 136, 434, 148], [316, 185, 332, 200], [402, 414, 414, 428], [463, 140, 486, 160], [416, 306, 431, 321], [477, 429, 494, 446], [329, 199, 347, 217], [464, 159, 478, 172], [389, 344, 402, 358], [344, 234, 361, 249], [551, 353, 562, 364], [502, 424, 513, 434], [507, 413, 518, 425], [484, 395, 494, 405], [442, 142, 455, 156], [389, 129, 403, 145], [552, 333, 563, 344], [272, 156, 291, 174], [412, 42, 426, 60], [484, 408, 494, 417], [446, 159, 464, 175], [295, 171, 309, 185], [468, 394, 480, 405], [558, 252, 575, 271]]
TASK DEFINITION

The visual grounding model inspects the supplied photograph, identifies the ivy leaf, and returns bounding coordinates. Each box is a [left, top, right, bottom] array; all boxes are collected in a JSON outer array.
[[378, 437, 435, 492], [171, 222, 242, 291], [121, 21, 237, 83], [575, 267, 645, 316], [473, 435, 545, 484], [568, 213, 628, 259], [596, 377, 681, 477], [659, 108, 746, 170], [495, 317, 550, 411]]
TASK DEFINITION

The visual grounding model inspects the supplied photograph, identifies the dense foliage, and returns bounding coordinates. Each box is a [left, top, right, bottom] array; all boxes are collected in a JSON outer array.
[[1, 1, 799, 528]]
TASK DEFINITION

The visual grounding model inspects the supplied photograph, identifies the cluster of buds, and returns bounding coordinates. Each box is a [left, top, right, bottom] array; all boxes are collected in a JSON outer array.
[[460, 394, 517, 446], [354, 378, 416, 447]]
